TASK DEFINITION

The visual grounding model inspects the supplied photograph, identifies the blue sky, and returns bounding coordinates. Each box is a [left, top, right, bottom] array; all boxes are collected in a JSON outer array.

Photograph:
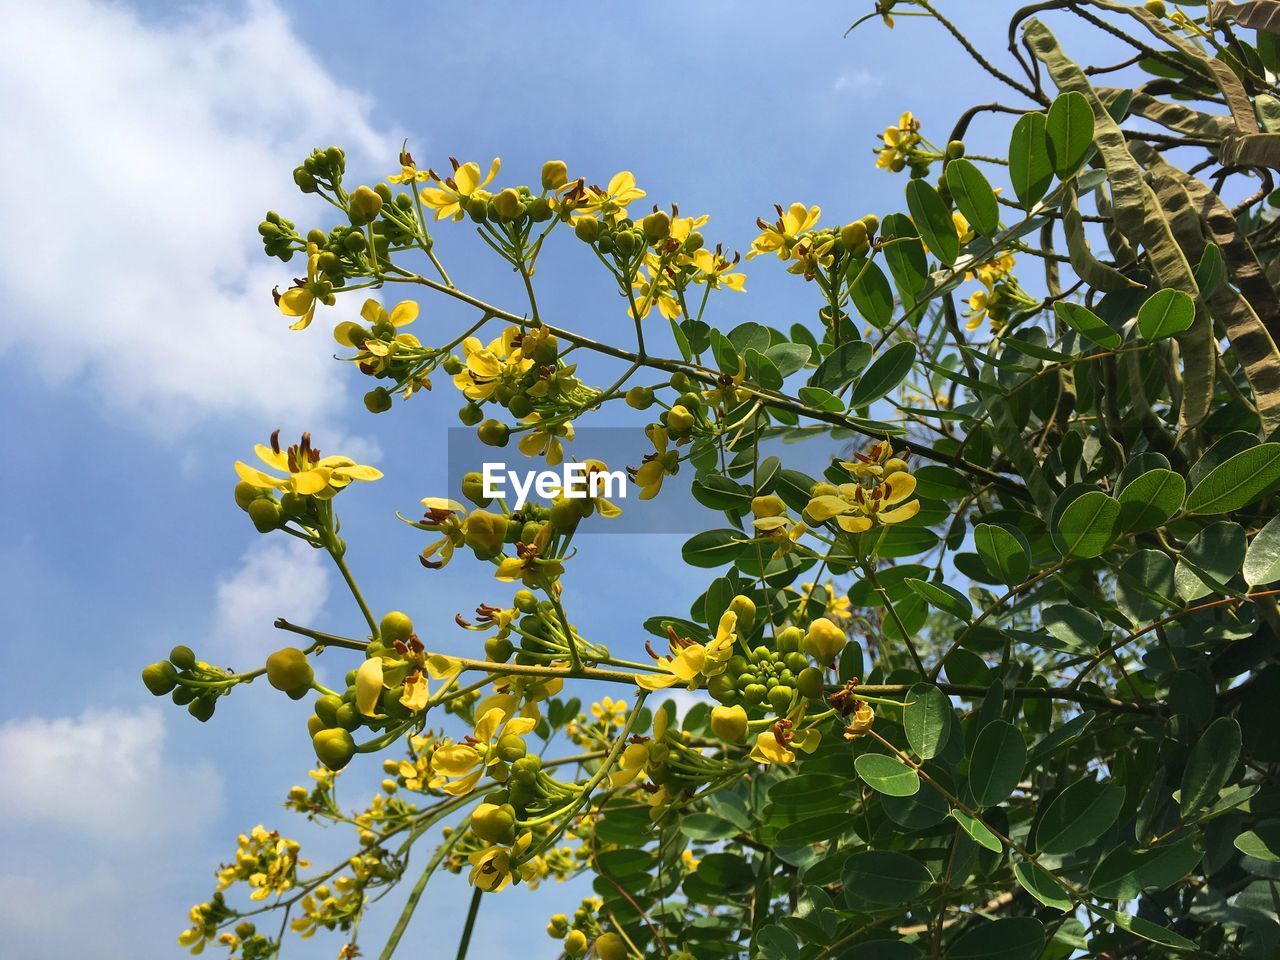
[[0, 1, 1103, 956]]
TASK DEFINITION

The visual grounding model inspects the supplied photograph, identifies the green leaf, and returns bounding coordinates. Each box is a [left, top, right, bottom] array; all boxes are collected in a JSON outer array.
[[1245, 513, 1280, 585], [1009, 112, 1054, 209], [1088, 835, 1202, 900], [681, 529, 748, 568], [765, 342, 811, 378], [902, 682, 952, 760], [1013, 860, 1073, 911], [1054, 301, 1121, 350], [1091, 906, 1198, 951], [969, 720, 1026, 807], [948, 917, 1045, 960], [696, 852, 755, 891], [842, 851, 933, 906], [691, 475, 753, 513], [855, 753, 921, 797], [849, 259, 895, 329], [1055, 490, 1121, 558], [945, 158, 999, 237], [1181, 716, 1241, 817], [881, 236, 929, 304], [950, 809, 1001, 852], [1185, 443, 1280, 514], [1175, 521, 1246, 601], [848, 342, 917, 407], [1046, 90, 1095, 176], [1116, 468, 1185, 533], [905, 578, 972, 623], [912, 465, 971, 501], [809, 341, 872, 393], [905, 179, 958, 266], [1234, 820, 1280, 861], [796, 386, 846, 412], [1036, 776, 1124, 854], [1042, 605, 1103, 652], [973, 523, 1030, 585], [1137, 288, 1196, 340]]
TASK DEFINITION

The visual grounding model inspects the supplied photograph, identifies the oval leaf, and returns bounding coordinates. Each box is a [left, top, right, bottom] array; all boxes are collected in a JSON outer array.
[[969, 720, 1026, 807], [1137, 288, 1195, 340]]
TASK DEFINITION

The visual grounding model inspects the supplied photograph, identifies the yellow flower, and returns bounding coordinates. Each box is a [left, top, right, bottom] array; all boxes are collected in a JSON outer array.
[[952, 211, 974, 246], [518, 413, 574, 466], [494, 522, 563, 586], [805, 471, 920, 533], [876, 111, 922, 171], [968, 251, 1016, 289], [692, 247, 747, 291], [276, 243, 334, 331], [748, 203, 821, 259], [844, 702, 876, 739], [631, 259, 682, 320], [452, 327, 534, 402], [682, 849, 701, 871], [839, 439, 910, 480], [749, 725, 820, 765], [637, 611, 739, 691], [801, 581, 853, 622], [235, 431, 382, 499], [409, 498, 468, 569], [753, 513, 807, 559], [574, 171, 646, 225], [590, 697, 627, 728], [420, 157, 501, 221], [468, 831, 537, 892], [432, 707, 538, 796], [630, 424, 679, 500]]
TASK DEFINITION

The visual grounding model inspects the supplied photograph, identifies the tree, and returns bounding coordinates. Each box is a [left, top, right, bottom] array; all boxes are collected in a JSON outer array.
[[143, 2, 1280, 957]]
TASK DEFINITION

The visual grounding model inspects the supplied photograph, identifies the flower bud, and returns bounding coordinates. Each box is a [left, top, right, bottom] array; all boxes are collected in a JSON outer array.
[[547, 915, 569, 938], [472, 802, 517, 843], [493, 188, 524, 220], [803, 617, 847, 665], [729, 595, 756, 632], [947, 139, 966, 160], [797, 666, 825, 699], [364, 388, 393, 414], [142, 661, 178, 696], [189, 697, 215, 722], [170, 645, 197, 670], [355, 658, 384, 717], [574, 216, 600, 242], [751, 495, 786, 519], [380, 611, 414, 643], [234, 480, 260, 511], [478, 419, 510, 447], [564, 930, 588, 957], [860, 214, 880, 238], [266, 647, 314, 694], [596, 933, 628, 960], [776, 626, 805, 654], [626, 385, 654, 409], [710, 704, 749, 742], [313, 728, 356, 770], [667, 405, 695, 435], [465, 510, 509, 559], [248, 498, 282, 533], [1145, 0, 1166, 16], [642, 211, 671, 242], [293, 166, 318, 193], [542, 160, 569, 190], [840, 221, 868, 251], [348, 185, 383, 225]]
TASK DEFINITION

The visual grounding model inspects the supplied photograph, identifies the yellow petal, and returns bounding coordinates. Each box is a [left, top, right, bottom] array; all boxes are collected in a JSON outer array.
[[878, 499, 921, 524], [806, 495, 851, 522], [390, 301, 419, 326], [836, 515, 874, 533], [474, 707, 507, 742], [354, 658, 384, 717], [291, 468, 332, 496], [636, 673, 679, 691], [881, 472, 917, 506], [278, 287, 314, 318], [234, 461, 283, 489]]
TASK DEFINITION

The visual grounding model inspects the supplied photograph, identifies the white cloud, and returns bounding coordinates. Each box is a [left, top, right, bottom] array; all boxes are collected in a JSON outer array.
[[833, 68, 883, 94], [0, 0, 393, 433], [213, 538, 330, 660], [0, 706, 223, 842]]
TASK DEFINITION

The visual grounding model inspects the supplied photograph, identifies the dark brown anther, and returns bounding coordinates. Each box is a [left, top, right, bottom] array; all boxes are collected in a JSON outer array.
[[645, 639, 661, 660], [271, 286, 282, 305], [419, 554, 443, 569], [455, 613, 472, 628], [829, 679, 863, 715], [448, 156, 461, 172], [270, 429, 281, 454]]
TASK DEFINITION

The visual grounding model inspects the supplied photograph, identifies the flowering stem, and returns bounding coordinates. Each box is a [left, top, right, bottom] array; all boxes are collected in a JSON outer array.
[[377, 819, 468, 960], [455, 886, 484, 960], [328, 546, 380, 640]]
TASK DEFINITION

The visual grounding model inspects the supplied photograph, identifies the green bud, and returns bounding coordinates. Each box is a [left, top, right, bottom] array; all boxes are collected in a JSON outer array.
[[514, 589, 539, 613], [380, 611, 414, 643], [947, 139, 966, 160], [574, 216, 600, 243], [266, 647, 314, 694], [248, 498, 282, 533], [710, 704, 748, 742], [364, 388, 393, 414], [1145, 0, 1166, 16], [465, 510, 509, 559], [188, 697, 216, 722], [312, 728, 356, 771], [462, 470, 492, 506], [803, 617, 847, 666], [667, 404, 695, 435], [776, 626, 805, 654], [348, 185, 383, 225], [596, 933, 628, 960], [485, 635, 515, 662], [493, 188, 524, 220], [497, 733, 527, 762], [169, 645, 197, 670], [626, 385, 654, 409], [478, 419, 510, 447], [840, 221, 868, 251], [768, 684, 794, 713], [542, 160, 569, 190], [642, 210, 671, 242], [142, 661, 178, 696], [315, 694, 343, 726], [797, 666, 825, 699], [234, 480, 261, 511], [729, 595, 756, 632], [472, 802, 517, 844]]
